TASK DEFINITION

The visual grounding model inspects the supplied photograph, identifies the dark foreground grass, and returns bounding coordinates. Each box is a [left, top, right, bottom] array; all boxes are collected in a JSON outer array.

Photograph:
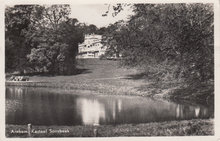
[[6, 119, 214, 137]]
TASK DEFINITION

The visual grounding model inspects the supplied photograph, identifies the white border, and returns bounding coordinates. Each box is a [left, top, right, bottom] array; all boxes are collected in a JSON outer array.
[[0, 0, 219, 141]]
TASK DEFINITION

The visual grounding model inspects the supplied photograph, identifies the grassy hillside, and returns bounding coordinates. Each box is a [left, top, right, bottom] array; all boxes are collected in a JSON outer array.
[[6, 59, 214, 106]]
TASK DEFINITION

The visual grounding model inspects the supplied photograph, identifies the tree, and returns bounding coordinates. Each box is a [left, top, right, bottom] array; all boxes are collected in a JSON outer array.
[[5, 5, 44, 73], [96, 27, 107, 35], [80, 24, 99, 34], [102, 21, 125, 58], [104, 4, 214, 83], [58, 19, 84, 74], [6, 5, 85, 75], [25, 5, 84, 75]]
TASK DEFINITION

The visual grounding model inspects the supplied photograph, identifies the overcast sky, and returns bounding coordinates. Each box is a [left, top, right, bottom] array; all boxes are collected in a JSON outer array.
[[70, 4, 134, 28]]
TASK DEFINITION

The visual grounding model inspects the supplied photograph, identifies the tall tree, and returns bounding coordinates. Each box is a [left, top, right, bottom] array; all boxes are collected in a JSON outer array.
[[26, 5, 84, 74], [58, 18, 84, 74], [5, 5, 44, 73]]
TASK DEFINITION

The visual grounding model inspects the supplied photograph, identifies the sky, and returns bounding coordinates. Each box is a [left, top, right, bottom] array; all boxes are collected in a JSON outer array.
[[70, 4, 134, 28]]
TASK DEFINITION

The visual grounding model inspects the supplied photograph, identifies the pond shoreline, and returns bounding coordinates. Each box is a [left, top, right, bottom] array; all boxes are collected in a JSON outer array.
[[6, 119, 214, 137], [5, 80, 213, 107], [5, 80, 214, 137], [5, 59, 214, 107]]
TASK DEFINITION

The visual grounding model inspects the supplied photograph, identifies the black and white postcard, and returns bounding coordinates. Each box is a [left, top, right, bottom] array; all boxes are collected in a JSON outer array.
[[1, 0, 220, 140]]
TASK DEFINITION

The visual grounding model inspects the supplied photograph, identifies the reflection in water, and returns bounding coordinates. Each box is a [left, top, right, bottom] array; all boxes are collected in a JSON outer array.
[[176, 104, 180, 118], [175, 104, 207, 119], [112, 100, 116, 120], [77, 98, 105, 125], [175, 104, 203, 119], [6, 87, 213, 126], [117, 99, 122, 113], [195, 107, 200, 117]]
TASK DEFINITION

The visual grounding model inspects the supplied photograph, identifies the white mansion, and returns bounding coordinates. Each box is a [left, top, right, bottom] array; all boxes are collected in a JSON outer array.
[[77, 34, 107, 58]]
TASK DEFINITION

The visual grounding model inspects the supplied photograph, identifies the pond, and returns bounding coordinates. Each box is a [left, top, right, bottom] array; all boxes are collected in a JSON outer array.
[[6, 86, 213, 126]]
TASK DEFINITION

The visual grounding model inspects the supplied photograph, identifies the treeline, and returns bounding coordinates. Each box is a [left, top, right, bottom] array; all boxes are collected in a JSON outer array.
[[5, 5, 102, 75], [102, 4, 214, 103], [103, 4, 214, 85]]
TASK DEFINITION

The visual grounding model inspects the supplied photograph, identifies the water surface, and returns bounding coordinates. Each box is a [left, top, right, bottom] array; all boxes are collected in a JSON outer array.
[[6, 86, 213, 126]]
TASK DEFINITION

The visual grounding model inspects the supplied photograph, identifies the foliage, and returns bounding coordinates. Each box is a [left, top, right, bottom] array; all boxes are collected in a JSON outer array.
[[5, 5, 84, 75], [5, 5, 44, 73], [82, 24, 98, 34], [101, 20, 125, 58], [103, 4, 214, 85], [80, 24, 107, 35]]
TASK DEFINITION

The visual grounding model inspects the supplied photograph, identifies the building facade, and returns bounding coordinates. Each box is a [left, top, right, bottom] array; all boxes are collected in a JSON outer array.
[[77, 34, 107, 58]]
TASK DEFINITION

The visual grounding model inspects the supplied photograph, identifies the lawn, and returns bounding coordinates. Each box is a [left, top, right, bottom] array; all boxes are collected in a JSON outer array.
[[6, 59, 179, 97], [6, 119, 214, 137], [6, 59, 214, 106], [6, 59, 149, 96]]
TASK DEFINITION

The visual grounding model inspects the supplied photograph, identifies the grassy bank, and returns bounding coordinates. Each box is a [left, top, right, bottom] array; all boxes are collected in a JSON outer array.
[[6, 119, 214, 137], [6, 59, 149, 97], [6, 59, 214, 106]]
